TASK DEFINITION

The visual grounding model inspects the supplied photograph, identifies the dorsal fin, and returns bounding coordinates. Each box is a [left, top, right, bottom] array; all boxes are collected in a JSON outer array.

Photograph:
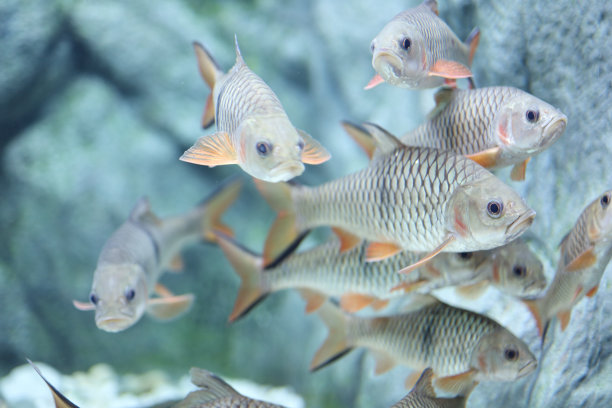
[[427, 87, 454, 119], [413, 368, 436, 397], [234, 34, 245, 66], [423, 0, 439, 15], [174, 368, 241, 407], [129, 197, 161, 225], [361, 122, 404, 158]]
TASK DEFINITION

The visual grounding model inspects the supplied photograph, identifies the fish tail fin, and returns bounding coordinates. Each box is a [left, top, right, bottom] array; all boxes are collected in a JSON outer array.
[[193, 41, 223, 128], [253, 179, 300, 265], [310, 301, 353, 371], [28, 359, 80, 408], [215, 232, 267, 322], [524, 298, 549, 338], [199, 177, 243, 242], [465, 27, 480, 67]]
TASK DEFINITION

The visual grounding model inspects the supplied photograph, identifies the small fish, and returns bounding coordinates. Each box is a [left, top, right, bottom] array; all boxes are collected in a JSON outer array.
[[311, 298, 537, 394], [28, 359, 80, 408], [216, 233, 544, 321], [391, 368, 472, 408], [525, 190, 612, 336], [367, 0, 479, 89], [73, 178, 242, 332], [180, 36, 330, 182], [256, 122, 535, 273], [174, 368, 286, 408]]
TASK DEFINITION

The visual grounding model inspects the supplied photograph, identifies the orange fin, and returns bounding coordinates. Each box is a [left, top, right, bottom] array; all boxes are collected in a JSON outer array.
[[565, 248, 597, 272], [364, 73, 385, 90], [200, 177, 242, 242], [28, 359, 80, 408], [193, 41, 220, 90], [455, 280, 489, 299], [310, 302, 352, 371], [372, 350, 396, 375], [201, 92, 215, 129], [390, 279, 428, 293], [154, 283, 175, 298], [465, 147, 501, 168], [180, 132, 238, 167], [340, 293, 378, 313], [411, 368, 436, 397], [586, 285, 599, 298], [169, 254, 184, 272], [524, 299, 546, 337], [332, 227, 362, 253], [371, 298, 390, 311], [465, 27, 480, 66], [299, 289, 327, 314], [341, 120, 376, 160], [428, 60, 473, 79], [365, 242, 403, 262], [434, 369, 477, 394], [557, 309, 572, 331], [147, 294, 195, 320], [298, 130, 331, 165], [72, 300, 95, 311], [510, 158, 531, 181], [398, 236, 455, 275]]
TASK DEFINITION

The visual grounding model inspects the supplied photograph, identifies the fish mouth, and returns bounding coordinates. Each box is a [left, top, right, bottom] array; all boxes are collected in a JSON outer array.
[[518, 359, 537, 377], [505, 209, 536, 242], [268, 161, 305, 182], [96, 315, 134, 333], [541, 115, 567, 148], [372, 51, 402, 81]]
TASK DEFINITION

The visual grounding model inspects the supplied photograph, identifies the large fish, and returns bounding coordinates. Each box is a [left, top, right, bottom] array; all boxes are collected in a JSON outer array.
[[180, 36, 330, 182], [311, 298, 537, 393], [366, 0, 479, 89], [216, 233, 545, 321], [256, 123, 535, 273], [391, 368, 472, 408], [174, 368, 286, 408], [28, 359, 80, 408], [73, 178, 242, 332], [525, 190, 612, 336]]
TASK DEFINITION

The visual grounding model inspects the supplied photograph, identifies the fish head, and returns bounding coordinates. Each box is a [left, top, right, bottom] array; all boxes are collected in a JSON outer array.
[[494, 93, 567, 155], [449, 174, 536, 249], [89, 263, 149, 332], [584, 190, 612, 244], [473, 327, 537, 381], [370, 21, 426, 87], [486, 239, 547, 298], [237, 115, 305, 182]]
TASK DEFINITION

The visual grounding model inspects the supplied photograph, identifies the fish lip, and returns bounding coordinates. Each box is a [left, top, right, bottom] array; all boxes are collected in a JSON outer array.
[[372, 50, 403, 80], [268, 160, 304, 181], [96, 314, 134, 332], [518, 359, 537, 377], [540, 115, 567, 148], [506, 209, 536, 241]]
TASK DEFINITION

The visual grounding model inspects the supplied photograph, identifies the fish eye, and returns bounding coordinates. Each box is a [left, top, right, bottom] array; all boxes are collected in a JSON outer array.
[[256, 142, 272, 156], [401, 38, 411, 50], [125, 289, 136, 302], [370, 42, 375, 53], [512, 265, 526, 278], [601, 193, 611, 208], [457, 252, 473, 260], [525, 109, 540, 123], [297, 140, 305, 151], [486, 200, 504, 218], [89, 294, 99, 305], [504, 345, 519, 361]]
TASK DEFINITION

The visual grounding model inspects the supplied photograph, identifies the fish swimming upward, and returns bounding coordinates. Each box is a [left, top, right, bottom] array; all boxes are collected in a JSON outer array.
[[311, 298, 537, 394], [180, 36, 330, 182], [28, 359, 80, 408], [366, 0, 479, 89], [525, 190, 612, 336], [391, 368, 472, 408], [216, 233, 545, 322], [255, 122, 535, 273], [73, 178, 242, 333], [343, 87, 568, 181], [174, 368, 286, 408]]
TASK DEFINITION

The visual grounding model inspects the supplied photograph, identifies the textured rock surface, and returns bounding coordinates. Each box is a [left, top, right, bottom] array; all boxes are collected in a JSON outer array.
[[0, 0, 611, 407]]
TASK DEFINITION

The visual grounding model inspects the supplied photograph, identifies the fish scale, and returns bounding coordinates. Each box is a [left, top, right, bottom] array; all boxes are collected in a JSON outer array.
[[559, 209, 592, 268]]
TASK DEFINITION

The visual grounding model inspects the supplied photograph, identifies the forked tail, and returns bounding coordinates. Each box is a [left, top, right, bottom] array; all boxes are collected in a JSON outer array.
[[310, 301, 353, 371]]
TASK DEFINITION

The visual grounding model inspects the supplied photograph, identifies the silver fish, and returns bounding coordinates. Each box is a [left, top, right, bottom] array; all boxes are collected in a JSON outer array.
[[391, 368, 471, 408]]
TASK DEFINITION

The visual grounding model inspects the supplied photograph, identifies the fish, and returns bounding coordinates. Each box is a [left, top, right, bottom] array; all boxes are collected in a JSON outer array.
[[366, 0, 479, 89], [215, 232, 545, 321], [310, 298, 537, 394], [73, 177, 242, 332], [255, 122, 535, 273], [174, 367, 286, 408], [391, 368, 472, 408], [180, 36, 330, 182], [525, 190, 612, 336], [28, 359, 80, 408]]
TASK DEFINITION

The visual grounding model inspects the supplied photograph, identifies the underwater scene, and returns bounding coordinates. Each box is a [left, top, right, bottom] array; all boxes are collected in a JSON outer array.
[[1, 0, 611, 407]]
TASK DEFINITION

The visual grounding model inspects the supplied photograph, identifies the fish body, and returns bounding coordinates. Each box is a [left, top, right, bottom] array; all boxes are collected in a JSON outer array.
[[368, 0, 478, 89], [311, 299, 537, 393], [74, 178, 242, 332], [525, 190, 612, 336], [174, 368, 286, 408], [180, 37, 330, 182], [391, 368, 469, 408], [399, 87, 567, 180], [257, 123, 535, 269]]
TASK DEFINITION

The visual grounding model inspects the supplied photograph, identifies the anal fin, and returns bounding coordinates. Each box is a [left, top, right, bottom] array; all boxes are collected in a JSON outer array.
[[371, 350, 396, 375], [299, 289, 327, 313], [365, 242, 403, 262], [332, 227, 362, 253], [340, 293, 377, 313]]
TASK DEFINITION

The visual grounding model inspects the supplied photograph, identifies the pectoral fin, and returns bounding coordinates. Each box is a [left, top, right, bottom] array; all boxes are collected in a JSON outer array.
[[565, 248, 597, 272], [510, 158, 530, 181], [428, 60, 473, 79], [398, 236, 455, 275], [298, 130, 331, 165], [364, 74, 385, 90], [466, 147, 501, 168], [365, 242, 403, 262], [72, 300, 95, 311], [147, 294, 195, 320], [180, 132, 238, 167], [557, 309, 572, 331]]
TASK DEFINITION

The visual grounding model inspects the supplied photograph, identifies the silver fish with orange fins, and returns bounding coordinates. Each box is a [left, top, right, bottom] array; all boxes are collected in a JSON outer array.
[[216, 232, 545, 322], [311, 298, 537, 394], [73, 178, 242, 332], [256, 122, 535, 274], [180, 36, 330, 182], [366, 0, 479, 90], [175, 368, 287, 408], [28, 359, 80, 408], [391, 368, 473, 408], [525, 190, 612, 336]]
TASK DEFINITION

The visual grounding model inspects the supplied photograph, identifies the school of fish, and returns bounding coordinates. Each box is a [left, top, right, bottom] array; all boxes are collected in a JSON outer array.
[[30, 1, 612, 407]]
